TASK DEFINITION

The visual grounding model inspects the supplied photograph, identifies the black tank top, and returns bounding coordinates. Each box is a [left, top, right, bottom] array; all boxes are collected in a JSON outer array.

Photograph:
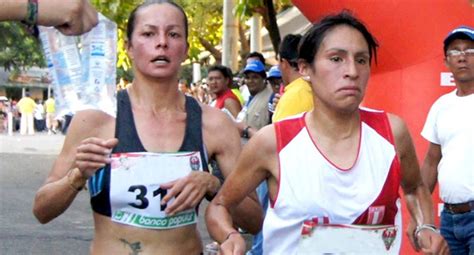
[[88, 90, 209, 216]]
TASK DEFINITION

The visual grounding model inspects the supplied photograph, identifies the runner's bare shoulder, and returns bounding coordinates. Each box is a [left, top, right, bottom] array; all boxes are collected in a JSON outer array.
[[62, 110, 116, 148]]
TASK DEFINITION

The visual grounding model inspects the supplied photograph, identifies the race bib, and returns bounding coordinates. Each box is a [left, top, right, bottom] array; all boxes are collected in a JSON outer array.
[[109, 151, 202, 229], [296, 223, 399, 254]]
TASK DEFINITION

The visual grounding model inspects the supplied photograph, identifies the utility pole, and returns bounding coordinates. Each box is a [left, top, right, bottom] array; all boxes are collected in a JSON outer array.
[[192, 62, 201, 83], [222, 0, 238, 71], [250, 14, 262, 52]]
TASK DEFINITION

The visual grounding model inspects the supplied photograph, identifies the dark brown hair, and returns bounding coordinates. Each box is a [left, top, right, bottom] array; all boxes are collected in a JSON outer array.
[[299, 11, 378, 65]]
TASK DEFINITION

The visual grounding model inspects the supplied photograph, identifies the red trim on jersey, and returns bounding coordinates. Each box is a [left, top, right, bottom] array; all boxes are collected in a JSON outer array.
[[304, 116, 362, 171], [272, 115, 306, 208], [353, 109, 401, 225], [272, 109, 401, 217], [312, 216, 330, 225], [353, 158, 401, 225], [275, 113, 306, 153], [360, 109, 395, 145]]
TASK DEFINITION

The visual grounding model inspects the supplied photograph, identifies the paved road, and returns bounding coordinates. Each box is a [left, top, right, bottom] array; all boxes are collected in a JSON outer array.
[[0, 133, 249, 254]]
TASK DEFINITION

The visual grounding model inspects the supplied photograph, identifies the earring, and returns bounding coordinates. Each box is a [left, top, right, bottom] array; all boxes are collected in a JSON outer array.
[[302, 76, 310, 81]]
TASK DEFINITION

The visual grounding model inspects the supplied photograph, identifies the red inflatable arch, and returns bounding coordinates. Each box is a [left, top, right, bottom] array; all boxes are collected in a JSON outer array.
[[291, 0, 473, 253]]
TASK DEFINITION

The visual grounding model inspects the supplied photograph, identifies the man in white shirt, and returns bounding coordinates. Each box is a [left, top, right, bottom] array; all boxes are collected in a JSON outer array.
[[420, 25, 474, 254]]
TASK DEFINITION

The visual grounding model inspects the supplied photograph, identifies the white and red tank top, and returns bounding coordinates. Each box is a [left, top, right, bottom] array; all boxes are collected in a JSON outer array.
[[263, 108, 402, 254]]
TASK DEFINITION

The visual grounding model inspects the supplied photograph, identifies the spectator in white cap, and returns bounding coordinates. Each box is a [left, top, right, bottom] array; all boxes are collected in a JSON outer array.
[[415, 25, 474, 254]]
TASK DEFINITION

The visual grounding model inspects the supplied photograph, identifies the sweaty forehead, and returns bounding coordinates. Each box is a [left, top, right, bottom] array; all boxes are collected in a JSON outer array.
[[135, 3, 185, 26]]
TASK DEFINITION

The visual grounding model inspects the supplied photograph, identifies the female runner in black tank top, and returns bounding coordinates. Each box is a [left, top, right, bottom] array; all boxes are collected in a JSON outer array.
[[33, 2, 262, 254]]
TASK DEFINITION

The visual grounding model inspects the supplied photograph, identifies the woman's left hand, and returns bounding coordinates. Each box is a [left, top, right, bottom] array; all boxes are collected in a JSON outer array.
[[160, 171, 219, 215]]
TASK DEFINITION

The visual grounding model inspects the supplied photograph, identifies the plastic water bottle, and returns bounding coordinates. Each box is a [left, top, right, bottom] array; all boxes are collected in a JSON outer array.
[[79, 13, 117, 117], [39, 13, 117, 117], [39, 27, 81, 117]]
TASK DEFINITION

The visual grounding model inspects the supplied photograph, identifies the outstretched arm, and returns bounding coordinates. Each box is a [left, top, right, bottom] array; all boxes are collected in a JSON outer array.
[[388, 114, 448, 254], [0, 0, 98, 35]]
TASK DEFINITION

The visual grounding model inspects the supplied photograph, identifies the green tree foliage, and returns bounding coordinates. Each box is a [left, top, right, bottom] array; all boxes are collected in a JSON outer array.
[[178, 0, 224, 62], [0, 22, 45, 71], [235, 0, 292, 55]]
